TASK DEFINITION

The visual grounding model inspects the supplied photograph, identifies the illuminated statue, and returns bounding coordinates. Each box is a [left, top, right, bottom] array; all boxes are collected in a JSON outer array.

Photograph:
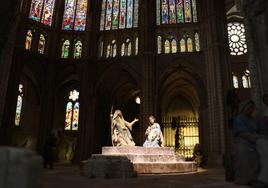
[[111, 109, 138, 146], [143, 116, 164, 147]]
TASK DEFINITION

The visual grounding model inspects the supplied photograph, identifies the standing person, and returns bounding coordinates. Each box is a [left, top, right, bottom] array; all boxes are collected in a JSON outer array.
[[259, 93, 268, 135], [143, 116, 164, 147], [232, 100, 268, 186], [111, 109, 138, 146], [42, 132, 57, 169]]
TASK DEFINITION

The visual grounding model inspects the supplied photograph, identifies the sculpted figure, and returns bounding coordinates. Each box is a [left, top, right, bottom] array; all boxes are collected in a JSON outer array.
[[143, 116, 164, 147], [111, 110, 138, 146]]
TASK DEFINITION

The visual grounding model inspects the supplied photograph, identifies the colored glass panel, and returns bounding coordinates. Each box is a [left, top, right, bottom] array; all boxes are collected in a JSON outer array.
[[133, 0, 139, 27], [29, 0, 43, 22], [15, 84, 23, 126], [62, 40, 70, 58], [105, 0, 113, 30], [41, 0, 55, 26], [25, 30, 33, 50], [135, 37, 138, 55], [157, 36, 162, 54], [74, 41, 83, 59], [156, 0, 160, 25], [184, 0, 192, 23], [192, 0, 197, 22], [187, 38, 193, 52], [100, 0, 106, 30], [161, 0, 168, 24], [65, 102, 73, 130], [112, 0, 119, 29], [171, 39, 177, 53], [169, 0, 176, 24], [126, 0, 133, 28], [180, 39, 186, 52], [62, 0, 76, 30], [38, 34, 46, 54], [176, 0, 184, 23], [195, 32, 200, 51], [72, 102, 79, 130], [74, 0, 87, 31], [164, 40, 170, 53], [119, 0, 126, 29]]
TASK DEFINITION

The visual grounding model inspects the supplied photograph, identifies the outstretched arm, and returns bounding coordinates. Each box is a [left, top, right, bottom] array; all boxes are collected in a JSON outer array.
[[125, 118, 139, 130]]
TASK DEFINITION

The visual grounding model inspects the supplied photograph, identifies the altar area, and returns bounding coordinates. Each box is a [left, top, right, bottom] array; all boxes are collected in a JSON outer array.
[[82, 146, 197, 178]]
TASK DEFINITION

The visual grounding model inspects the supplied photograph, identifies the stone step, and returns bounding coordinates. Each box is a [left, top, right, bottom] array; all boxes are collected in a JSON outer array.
[[93, 154, 184, 163], [133, 162, 197, 174], [102, 146, 175, 155]]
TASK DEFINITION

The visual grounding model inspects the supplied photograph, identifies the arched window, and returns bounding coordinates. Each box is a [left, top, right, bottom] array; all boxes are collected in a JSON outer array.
[[227, 22, 247, 56], [25, 30, 33, 50], [65, 89, 80, 131], [164, 40, 170, 54], [180, 38, 186, 52], [106, 44, 111, 58], [233, 75, 239, 89], [99, 40, 104, 57], [157, 0, 198, 25], [29, 0, 56, 26], [126, 39, 131, 56], [157, 36, 162, 54], [121, 43, 125, 56], [38, 34, 46, 54], [74, 40, 83, 59], [171, 39, 177, 53], [135, 37, 138, 55], [187, 38, 193, 52], [100, 0, 139, 31], [242, 70, 251, 88], [62, 0, 88, 31], [15, 84, 23, 126], [194, 32, 200, 52], [61, 40, 71, 58], [112, 40, 117, 57]]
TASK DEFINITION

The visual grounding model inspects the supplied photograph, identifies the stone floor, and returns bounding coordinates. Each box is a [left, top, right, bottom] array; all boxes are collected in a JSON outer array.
[[41, 164, 249, 188]]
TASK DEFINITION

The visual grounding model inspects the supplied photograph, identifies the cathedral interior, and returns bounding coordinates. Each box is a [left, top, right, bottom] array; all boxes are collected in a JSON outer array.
[[1, 0, 268, 177]]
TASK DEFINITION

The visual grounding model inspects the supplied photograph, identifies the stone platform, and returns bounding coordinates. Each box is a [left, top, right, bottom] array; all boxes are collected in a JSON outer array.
[[83, 147, 197, 177]]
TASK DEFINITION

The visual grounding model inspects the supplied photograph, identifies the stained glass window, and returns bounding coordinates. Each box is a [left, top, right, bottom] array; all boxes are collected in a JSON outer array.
[[74, 40, 83, 59], [157, 36, 162, 54], [112, 41, 117, 57], [62, 40, 71, 58], [187, 38, 193, 52], [195, 32, 200, 52], [180, 38, 186, 52], [171, 39, 177, 53], [65, 90, 80, 131], [135, 37, 138, 55], [164, 40, 170, 54], [62, 0, 88, 31], [242, 70, 251, 88], [15, 84, 23, 126], [233, 75, 239, 89], [29, 0, 55, 26], [100, 0, 139, 31], [157, 0, 197, 25], [38, 34, 46, 54], [121, 43, 125, 56], [106, 44, 111, 57], [227, 22, 247, 56], [25, 30, 33, 50]]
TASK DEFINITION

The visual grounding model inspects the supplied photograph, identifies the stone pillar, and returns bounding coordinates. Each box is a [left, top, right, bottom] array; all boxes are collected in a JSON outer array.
[[0, 0, 22, 145], [139, 0, 156, 145], [242, 0, 268, 115], [201, 0, 232, 163]]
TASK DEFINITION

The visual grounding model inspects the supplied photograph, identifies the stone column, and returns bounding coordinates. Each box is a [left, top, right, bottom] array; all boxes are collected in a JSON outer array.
[[241, 0, 268, 115], [139, 0, 156, 145], [201, 0, 232, 163]]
